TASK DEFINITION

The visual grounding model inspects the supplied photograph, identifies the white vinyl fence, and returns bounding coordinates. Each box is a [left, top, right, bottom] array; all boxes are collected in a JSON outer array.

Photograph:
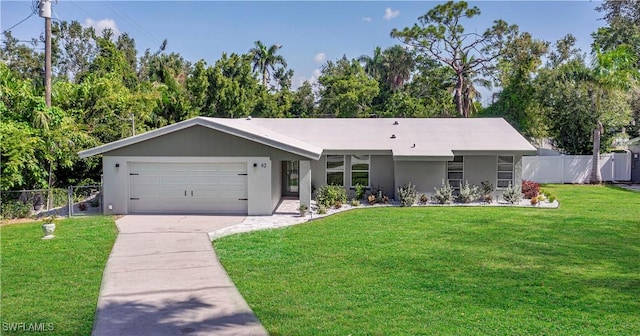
[[522, 152, 631, 183]]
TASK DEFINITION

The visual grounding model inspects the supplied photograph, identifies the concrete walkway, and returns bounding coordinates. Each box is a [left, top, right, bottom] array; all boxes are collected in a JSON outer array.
[[93, 215, 268, 336]]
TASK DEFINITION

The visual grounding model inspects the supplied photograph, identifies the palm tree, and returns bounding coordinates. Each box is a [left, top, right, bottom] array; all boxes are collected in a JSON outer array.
[[358, 46, 384, 80], [588, 45, 638, 183], [381, 45, 415, 92], [249, 41, 287, 87]]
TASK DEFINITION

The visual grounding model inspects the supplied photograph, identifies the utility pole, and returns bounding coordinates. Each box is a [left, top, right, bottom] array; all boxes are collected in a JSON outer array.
[[39, 0, 52, 107], [39, 0, 53, 209]]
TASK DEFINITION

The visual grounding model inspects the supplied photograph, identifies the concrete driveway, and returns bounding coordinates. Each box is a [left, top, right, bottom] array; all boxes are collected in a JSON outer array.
[[92, 215, 268, 336]]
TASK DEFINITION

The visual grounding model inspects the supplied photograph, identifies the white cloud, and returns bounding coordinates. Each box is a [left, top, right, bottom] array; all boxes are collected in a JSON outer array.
[[83, 18, 121, 36], [383, 8, 400, 20], [314, 52, 326, 63], [362, 16, 372, 22]]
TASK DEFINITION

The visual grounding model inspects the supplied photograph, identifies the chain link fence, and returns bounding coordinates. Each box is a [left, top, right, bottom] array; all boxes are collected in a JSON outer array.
[[1, 185, 102, 220], [69, 185, 102, 216]]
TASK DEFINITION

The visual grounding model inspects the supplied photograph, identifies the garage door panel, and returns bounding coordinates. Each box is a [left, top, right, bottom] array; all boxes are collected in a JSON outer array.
[[129, 162, 248, 214], [193, 189, 247, 199]]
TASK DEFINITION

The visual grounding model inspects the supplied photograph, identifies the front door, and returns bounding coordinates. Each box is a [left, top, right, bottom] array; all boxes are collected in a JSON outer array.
[[282, 161, 299, 196]]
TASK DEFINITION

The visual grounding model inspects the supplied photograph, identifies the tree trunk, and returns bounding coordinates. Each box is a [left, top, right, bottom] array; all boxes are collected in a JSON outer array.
[[454, 72, 465, 117], [263, 68, 268, 87], [589, 120, 604, 184]]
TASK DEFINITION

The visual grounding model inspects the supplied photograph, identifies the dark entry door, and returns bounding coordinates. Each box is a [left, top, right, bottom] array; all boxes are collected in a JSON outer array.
[[282, 161, 299, 196]]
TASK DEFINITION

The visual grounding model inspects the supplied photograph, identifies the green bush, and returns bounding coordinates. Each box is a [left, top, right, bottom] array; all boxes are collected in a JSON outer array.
[[540, 188, 557, 203], [316, 185, 348, 208], [1, 200, 33, 219], [502, 182, 523, 204], [350, 199, 360, 207], [431, 180, 455, 204], [397, 182, 417, 207], [317, 205, 327, 215], [354, 184, 366, 200], [458, 181, 480, 203]]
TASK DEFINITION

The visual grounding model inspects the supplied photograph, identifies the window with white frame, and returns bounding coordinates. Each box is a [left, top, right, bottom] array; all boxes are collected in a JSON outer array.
[[326, 155, 345, 186], [497, 156, 514, 188], [447, 156, 464, 190], [351, 155, 370, 187]]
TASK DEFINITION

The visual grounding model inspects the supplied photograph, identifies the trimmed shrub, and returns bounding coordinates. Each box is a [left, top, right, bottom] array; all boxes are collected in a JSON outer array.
[[431, 180, 455, 204], [419, 194, 428, 205], [480, 181, 495, 202], [502, 182, 523, 204], [317, 205, 327, 214], [316, 185, 347, 208], [522, 180, 540, 199], [397, 182, 417, 207], [350, 198, 360, 207], [458, 181, 480, 203]]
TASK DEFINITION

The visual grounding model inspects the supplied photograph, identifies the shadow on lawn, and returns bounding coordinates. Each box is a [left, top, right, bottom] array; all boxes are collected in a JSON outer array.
[[93, 295, 263, 336]]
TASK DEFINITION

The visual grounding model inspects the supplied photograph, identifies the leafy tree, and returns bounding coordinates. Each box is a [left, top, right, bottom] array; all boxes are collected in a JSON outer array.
[[586, 45, 638, 183], [0, 63, 96, 190], [187, 59, 210, 115], [273, 67, 294, 92], [51, 20, 97, 81], [0, 31, 43, 86], [391, 1, 517, 117], [87, 32, 138, 88], [204, 52, 262, 118], [537, 47, 636, 170], [248, 41, 287, 87], [139, 45, 193, 126], [116, 33, 138, 74], [485, 32, 549, 139], [317, 56, 379, 118], [404, 58, 456, 116], [290, 81, 316, 117]]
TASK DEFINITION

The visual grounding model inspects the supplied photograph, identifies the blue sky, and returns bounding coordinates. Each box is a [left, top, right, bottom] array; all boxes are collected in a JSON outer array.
[[2, 1, 604, 89]]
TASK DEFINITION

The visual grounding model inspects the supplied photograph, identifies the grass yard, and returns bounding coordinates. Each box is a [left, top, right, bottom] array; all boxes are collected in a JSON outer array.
[[1, 217, 117, 335], [215, 185, 640, 335]]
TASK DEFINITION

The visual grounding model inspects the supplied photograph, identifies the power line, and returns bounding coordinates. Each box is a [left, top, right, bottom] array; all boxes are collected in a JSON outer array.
[[2, 12, 36, 34], [101, 1, 161, 46]]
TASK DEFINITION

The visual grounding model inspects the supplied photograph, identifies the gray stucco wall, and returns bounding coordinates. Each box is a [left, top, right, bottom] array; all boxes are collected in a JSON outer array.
[[514, 155, 523, 189], [394, 161, 447, 197], [370, 155, 395, 198], [311, 156, 326, 196], [271, 161, 282, 212], [310, 155, 395, 199], [105, 125, 306, 161], [464, 155, 496, 187]]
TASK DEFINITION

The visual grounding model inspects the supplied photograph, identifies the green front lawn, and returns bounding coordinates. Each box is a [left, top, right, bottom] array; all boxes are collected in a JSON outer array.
[[1, 217, 117, 336], [215, 185, 640, 335]]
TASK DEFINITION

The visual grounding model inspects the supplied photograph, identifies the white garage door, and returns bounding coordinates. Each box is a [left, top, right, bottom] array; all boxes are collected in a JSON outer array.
[[129, 162, 248, 214]]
